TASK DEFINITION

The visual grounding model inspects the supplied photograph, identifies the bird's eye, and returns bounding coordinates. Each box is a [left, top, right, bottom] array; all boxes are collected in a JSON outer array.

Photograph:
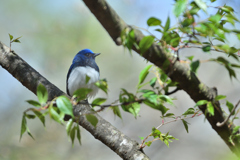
[[85, 53, 91, 57]]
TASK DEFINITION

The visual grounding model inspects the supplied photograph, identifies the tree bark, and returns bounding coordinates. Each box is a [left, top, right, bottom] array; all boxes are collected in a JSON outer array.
[[0, 41, 149, 160], [82, 0, 240, 157]]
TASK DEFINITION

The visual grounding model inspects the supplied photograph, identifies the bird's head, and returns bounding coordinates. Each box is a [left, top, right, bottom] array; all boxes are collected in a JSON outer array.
[[72, 49, 100, 64]]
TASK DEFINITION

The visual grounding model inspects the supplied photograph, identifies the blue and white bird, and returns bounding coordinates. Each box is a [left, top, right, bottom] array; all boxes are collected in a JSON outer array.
[[66, 49, 100, 98]]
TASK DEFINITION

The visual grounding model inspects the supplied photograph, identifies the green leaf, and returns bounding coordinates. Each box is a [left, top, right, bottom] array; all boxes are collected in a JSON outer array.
[[195, 100, 208, 106], [209, 14, 222, 24], [95, 79, 108, 94], [70, 126, 76, 146], [202, 45, 211, 52], [182, 119, 189, 133], [145, 141, 152, 147], [226, 101, 234, 114], [73, 88, 92, 101], [49, 106, 62, 123], [129, 103, 141, 118], [147, 17, 161, 26], [190, 60, 200, 74], [174, 0, 188, 17], [26, 128, 35, 140], [207, 102, 214, 116], [143, 100, 169, 115], [86, 114, 98, 127], [85, 75, 91, 84], [92, 98, 107, 107], [9, 33, 13, 41], [182, 108, 195, 116], [138, 65, 152, 85], [149, 77, 157, 88], [163, 113, 175, 118], [151, 127, 161, 138], [187, 56, 194, 61], [12, 39, 21, 43], [66, 118, 74, 135], [12, 36, 22, 43], [139, 136, 145, 140], [158, 95, 174, 105], [139, 36, 155, 54], [25, 114, 36, 119], [164, 17, 170, 32], [32, 110, 45, 126], [111, 106, 122, 119], [163, 139, 170, 147], [20, 114, 27, 141], [56, 96, 74, 117], [76, 125, 81, 145], [26, 100, 41, 107], [37, 83, 48, 105], [194, 0, 207, 12], [233, 126, 240, 134], [214, 95, 226, 101], [19, 114, 35, 140]]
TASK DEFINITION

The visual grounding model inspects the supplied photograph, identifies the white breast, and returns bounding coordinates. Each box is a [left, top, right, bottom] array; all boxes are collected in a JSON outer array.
[[67, 66, 99, 98]]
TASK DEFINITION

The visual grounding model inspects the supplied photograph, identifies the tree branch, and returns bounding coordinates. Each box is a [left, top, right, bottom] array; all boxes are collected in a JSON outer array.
[[82, 0, 240, 156], [0, 41, 149, 160]]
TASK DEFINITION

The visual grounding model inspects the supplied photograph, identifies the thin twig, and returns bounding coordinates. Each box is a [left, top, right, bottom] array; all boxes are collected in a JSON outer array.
[[140, 110, 202, 148], [216, 100, 240, 127]]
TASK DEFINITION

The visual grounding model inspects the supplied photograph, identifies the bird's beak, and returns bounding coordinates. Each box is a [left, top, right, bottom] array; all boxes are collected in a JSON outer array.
[[94, 53, 101, 57]]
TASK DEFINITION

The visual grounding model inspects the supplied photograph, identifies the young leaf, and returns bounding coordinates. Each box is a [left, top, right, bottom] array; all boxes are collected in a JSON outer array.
[[85, 75, 91, 84], [111, 106, 122, 119], [139, 136, 145, 140], [26, 127, 35, 140], [91, 98, 107, 107], [76, 125, 81, 145], [190, 60, 200, 74], [214, 95, 226, 101], [32, 110, 45, 126], [9, 33, 13, 41], [194, 0, 207, 12], [233, 126, 240, 134], [145, 141, 152, 147], [138, 65, 152, 85], [26, 100, 41, 107], [25, 114, 36, 119], [20, 114, 27, 141], [182, 119, 189, 133], [56, 96, 74, 117], [182, 108, 195, 116], [139, 36, 155, 54], [70, 126, 76, 146], [73, 88, 92, 101], [149, 77, 157, 88], [164, 16, 170, 32], [95, 79, 108, 94], [207, 102, 214, 116], [86, 114, 98, 127], [66, 118, 74, 135], [202, 45, 211, 52], [173, 0, 188, 17], [195, 100, 208, 106], [226, 101, 234, 114], [49, 106, 62, 124], [37, 83, 48, 105], [147, 17, 161, 26]]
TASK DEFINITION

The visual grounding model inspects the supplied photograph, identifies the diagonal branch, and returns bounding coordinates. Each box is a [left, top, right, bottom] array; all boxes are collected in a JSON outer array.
[[82, 0, 240, 157], [0, 41, 150, 160]]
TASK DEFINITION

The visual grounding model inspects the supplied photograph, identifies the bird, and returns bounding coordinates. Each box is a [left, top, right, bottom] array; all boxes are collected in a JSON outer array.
[[66, 49, 100, 98]]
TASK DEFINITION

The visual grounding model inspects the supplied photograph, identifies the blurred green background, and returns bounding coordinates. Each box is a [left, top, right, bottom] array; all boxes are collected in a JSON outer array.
[[1, 0, 240, 159]]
